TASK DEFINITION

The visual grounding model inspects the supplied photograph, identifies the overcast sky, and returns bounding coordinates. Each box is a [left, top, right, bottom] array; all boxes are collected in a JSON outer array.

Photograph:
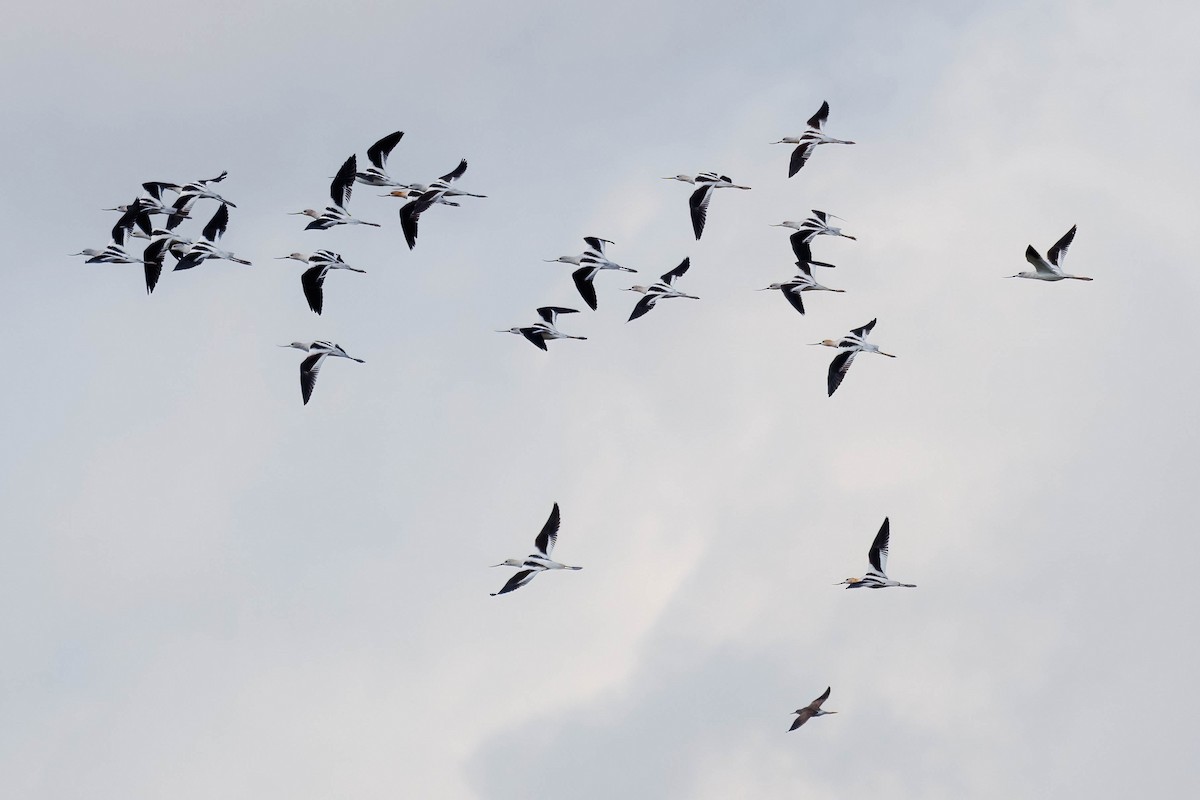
[[3, 1, 1199, 798]]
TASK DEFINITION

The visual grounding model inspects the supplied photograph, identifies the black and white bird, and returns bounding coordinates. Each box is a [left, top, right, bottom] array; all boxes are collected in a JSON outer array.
[[354, 131, 406, 188], [497, 306, 587, 350], [835, 518, 916, 589], [772, 211, 856, 244], [398, 158, 475, 249], [278, 341, 365, 405], [789, 687, 837, 730], [757, 263, 845, 315], [1008, 225, 1090, 281], [173, 203, 252, 271], [292, 155, 380, 230], [548, 238, 635, 310], [490, 502, 581, 596], [624, 257, 698, 321], [772, 101, 855, 177], [663, 172, 751, 240], [811, 318, 895, 396], [175, 170, 236, 208], [778, 229, 839, 269]]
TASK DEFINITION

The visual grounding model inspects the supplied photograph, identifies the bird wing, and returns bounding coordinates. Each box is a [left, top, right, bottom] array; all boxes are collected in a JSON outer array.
[[331, 155, 357, 208], [827, 350, 857, 396], [520, 329, 548, 351], [583, 236, 611, 255], [789, 231, 817, 263], [788, 710, 813, 731], [439, 159, 469, 183], [536, 306, 578, 324], [201, 203, 229, 242], [367, 131, 403, 169], [143, 258, 162, 295], [572, 266, 599, 311], [868, 518, 890, 576], [781, 286, 806, 315], [1024, 245, 1058, 276], [200, 170, 228, 185], [173, 250, 206, 271], [399, 196, 433, 249], [806, 100, 830, 130], [788, 142, 816, 177], [628, 293, 658, 322], [810, 209, 829, 224], [1047, 224, 1077, 268], [689, 185, 713, 240], [533, 502, 561, 557], [810, 686, 832, 710], [301, 265, 326, 315], [165, 195, 193, 231], [300, 352, 325, 405], [660, 257, 690, 285], [491, 568, 541, 596], [850, 318, 877, 338], [141, 181, 176, 201]]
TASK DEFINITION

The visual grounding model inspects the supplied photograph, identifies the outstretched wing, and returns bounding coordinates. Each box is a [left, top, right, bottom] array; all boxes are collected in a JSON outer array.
[[660, 257, 690, 285], [521, 329, 548, 351], [533, 503, 561, 557], [491, 569, 540, 596], [1024, 245, 1057, 276], [1047, 224, 1077, 268], [806, 101, 830, 130], [300, 352, 325, 405], [827, 350, 857, 396], [583, 236, 611, 255], [781, 286, 806, 315], [788, 141, 816, 177], [536, 306, 578, 324], [301, 265, 326, 315], [572, 266, 599, 311], [439, 159, 469, 183], [628, 294, 658, 322], [201, 203, 229, 242], [367, 130, 404, 169], [850, 318, 877, 338], [689, 185, 713, 240], [331, 155, 357, 208], [868, 518, 890, 576]]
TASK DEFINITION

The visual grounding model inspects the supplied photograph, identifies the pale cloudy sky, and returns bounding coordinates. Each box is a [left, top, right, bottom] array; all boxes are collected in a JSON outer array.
[[2, 1, 1199, 798]]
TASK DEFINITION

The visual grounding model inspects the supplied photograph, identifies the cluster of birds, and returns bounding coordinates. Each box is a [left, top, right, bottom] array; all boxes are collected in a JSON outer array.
[[73, 171, 248, 295], [76, 101, 1091, 731]]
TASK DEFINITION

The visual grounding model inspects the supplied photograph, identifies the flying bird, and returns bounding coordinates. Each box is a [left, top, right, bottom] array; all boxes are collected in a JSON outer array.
[[278, 341, 364, 405], [772, 211, 855, 245], [552, 238, 635, 310], [173, 203, 252, 271], [757, 262, 844, 315], [292, 155, 380, 230], [811, 318, 895, 396], [175, 170, 236, 208], [772, 101, 855, 177], [398, 158, 475, 249], [789, 687, 837, 731], [624, 257, 698, 321], [497, 306, 587, 350], [1008, 225, 1090, 281], [354, 130, 406, 187], [663, 172, 751, 240], [490, 502, 581, 596], [778, 229, 839, 268], [295, 257, 366, 314], [835, 517, 916, 589]]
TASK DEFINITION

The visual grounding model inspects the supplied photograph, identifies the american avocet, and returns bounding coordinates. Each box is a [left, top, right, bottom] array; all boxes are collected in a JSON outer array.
[[836, 518, 915, 589], [174, 203, 252, 271], [559, 238, 635, 310], [664, 172, 750, 240], [398, 159, 474, 249], [772, 101, 855, 177], [176, 170, 236, 208], [757, 263, 844, 315], [497, 306, 587, 351], [279, 341, 364, 405], [624, 257, 698, 321], [772, 210, 856, 245], [1009, 225, 1090, 281], [544, 236, 613, 266], [292, 155, 380, 230], [354, 131, 406, 188], [811, 318, 895, 396], [491, 502, 581, 596], [789, 687, 837, 730]]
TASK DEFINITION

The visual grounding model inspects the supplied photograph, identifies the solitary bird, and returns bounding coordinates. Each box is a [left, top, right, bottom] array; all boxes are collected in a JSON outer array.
[[836, 517, 915, 589], [789, 687, 837, 731], [491, 502, 581, 596], [354, 130, 406, 188], [757, 262, 844, 315], [553, 238, 635, 310], [1009, 225, 1089, 281], [292, 155, 380, 230], [772, 210, 856, 245], [398, 158, 474, 249], [811, 318, 895, 396], [174, 203, 252, 271], [625, 257, 698, 321], [498, 306, 587, 351], [279, 341, 365, 405], [773, 101, 855, 177], [663, 172, 751, 240]]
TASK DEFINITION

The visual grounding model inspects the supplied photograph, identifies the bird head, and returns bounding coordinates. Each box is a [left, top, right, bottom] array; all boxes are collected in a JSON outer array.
[[834, 577, 861, 587]]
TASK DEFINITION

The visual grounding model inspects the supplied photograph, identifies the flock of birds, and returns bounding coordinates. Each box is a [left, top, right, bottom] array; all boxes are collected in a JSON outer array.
[[75, 101, 1090, 731]]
